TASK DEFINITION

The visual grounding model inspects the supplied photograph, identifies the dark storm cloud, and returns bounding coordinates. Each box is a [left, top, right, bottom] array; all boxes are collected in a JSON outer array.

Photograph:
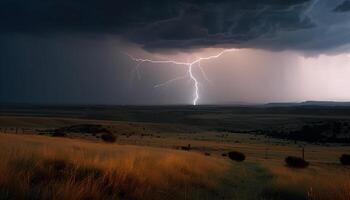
[[1, 0, 350, 105], [334, 1, 350, 12], [0, 0, 349, 52], [127, 0, 315, 50]]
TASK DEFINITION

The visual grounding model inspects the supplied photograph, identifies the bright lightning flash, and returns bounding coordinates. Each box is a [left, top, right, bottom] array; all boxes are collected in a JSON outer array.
[[127, 49, 237, 106]]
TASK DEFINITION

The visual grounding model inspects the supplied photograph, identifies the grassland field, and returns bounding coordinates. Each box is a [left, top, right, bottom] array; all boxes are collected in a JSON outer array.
[[0, 105, 350, 199]]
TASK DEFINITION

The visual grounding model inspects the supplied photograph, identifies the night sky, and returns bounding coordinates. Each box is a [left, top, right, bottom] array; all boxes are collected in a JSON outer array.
[[1, 0, 350, 105]]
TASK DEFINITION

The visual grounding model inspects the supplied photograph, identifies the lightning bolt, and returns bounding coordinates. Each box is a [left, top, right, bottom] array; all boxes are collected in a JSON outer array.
[[126, 49, 237, 105], [153, 74, 188, 88], [188, 62, 200, 105], [198, 60, 212, 84]]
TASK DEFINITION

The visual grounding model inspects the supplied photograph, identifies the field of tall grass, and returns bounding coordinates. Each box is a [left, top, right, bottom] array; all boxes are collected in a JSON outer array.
[[0, 134, 229, 200], [260, 160, 350, 200], [1, 133, 349, 200]]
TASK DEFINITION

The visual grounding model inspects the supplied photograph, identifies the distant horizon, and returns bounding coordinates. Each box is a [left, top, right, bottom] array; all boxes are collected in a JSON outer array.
[[2, 100, 350, 107]]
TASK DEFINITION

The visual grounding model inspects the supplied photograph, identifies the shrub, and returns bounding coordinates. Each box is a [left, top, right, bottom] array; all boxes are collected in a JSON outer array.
[[56, 124, 110, 134], [51, 131, 67, 137], [221, 153, 227, 157], [228, 151, 245, 162], [340, 154, 350, 165], [180, 144, 191, 151], [101, 133, 116, 143], [285, 156, 309, 168]]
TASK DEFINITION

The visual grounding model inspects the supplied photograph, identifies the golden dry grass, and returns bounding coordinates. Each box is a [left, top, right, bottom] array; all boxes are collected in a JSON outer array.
[[0, 134, 229, 200], [260, 160, 350, 200], [1, 115, 350, 200]]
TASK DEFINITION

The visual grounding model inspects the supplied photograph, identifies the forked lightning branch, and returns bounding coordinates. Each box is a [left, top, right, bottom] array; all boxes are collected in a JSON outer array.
[[127, 49, 236, 106]]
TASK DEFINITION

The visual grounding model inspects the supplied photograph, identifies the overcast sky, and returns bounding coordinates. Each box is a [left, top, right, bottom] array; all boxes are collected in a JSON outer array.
[[1, 0, 350, 105]]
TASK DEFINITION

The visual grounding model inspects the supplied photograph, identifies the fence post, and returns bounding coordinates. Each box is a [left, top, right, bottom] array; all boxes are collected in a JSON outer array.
[[302, 147, 305, 160]]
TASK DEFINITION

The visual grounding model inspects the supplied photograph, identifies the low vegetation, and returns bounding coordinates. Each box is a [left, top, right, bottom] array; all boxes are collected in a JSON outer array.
[[257, 120, 350, 143], [51, 131, 67, 137], [0, 134, 228, 200], [55, 124, 111, 134], [227, 151, 245, 162], [2, 117, 350, 200], [100, 133, 117, 143], [340, 154, 350, 165], [285, 156, 309, 168], [262, 162, 350, 200]]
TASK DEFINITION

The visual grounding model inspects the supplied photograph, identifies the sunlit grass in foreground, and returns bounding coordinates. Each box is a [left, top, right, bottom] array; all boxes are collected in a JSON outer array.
[[262, 161, 350, 200], [0, 134, 228, 200], [1, 133, 350, 200]]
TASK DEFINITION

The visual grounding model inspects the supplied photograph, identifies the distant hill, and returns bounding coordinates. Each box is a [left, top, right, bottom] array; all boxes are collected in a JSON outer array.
[[265, 101, 350, 107]]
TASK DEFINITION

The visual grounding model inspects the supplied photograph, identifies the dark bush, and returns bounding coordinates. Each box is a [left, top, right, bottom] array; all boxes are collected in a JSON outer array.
[[63, 124, 110, 133], [285, 156, 309, 168], [51, 131, 67, 137], [204, 152, 211, 156], [101, 133, 116, 143], [228, 151, 245, 162], [340, 154, 350, 165], [221, 153, 227, 157], [180, 144, 191, 151]]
